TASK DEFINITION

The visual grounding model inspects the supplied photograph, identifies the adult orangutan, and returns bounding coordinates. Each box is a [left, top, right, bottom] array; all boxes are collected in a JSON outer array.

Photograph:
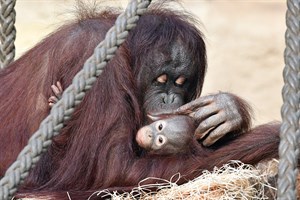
[[0, 2, 286, 200]]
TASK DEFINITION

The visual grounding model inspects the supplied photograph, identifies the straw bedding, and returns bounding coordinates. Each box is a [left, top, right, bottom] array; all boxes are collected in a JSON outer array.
[[93, 160, 279, 200]]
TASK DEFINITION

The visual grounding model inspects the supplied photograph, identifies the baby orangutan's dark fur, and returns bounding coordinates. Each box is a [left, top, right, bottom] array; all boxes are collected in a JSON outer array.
[[0, 3, 293, 200]]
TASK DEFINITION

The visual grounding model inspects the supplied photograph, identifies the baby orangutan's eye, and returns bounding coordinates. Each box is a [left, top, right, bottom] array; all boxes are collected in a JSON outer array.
[[158, 123, 163, 131], [156, 135, 166, 146], [156, 121, 165, 131], [158, 136, 164, 144]]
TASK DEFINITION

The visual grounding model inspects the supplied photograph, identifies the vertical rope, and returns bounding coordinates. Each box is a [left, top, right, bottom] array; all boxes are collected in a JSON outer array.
[[0, 1, 151, 199], [0, 0, 16, 69], [277, 0, 300, 199]]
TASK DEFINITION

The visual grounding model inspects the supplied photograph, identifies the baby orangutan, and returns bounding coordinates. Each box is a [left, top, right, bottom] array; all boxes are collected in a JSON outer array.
[[136, 115, 196, 155], [49, 82, 195, 155]]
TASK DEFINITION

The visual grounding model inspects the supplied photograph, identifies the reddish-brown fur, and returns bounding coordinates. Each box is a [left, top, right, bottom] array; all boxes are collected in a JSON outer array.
[[0, 4, 285, 200]]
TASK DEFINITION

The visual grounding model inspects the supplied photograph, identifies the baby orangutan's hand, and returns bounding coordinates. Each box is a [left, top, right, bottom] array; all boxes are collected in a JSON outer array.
[[48, 81, 63, 108]]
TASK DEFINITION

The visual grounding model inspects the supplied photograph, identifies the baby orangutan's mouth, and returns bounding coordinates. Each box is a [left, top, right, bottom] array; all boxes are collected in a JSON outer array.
[[135, 132, 144, 147], [136, 127, 153, 150]]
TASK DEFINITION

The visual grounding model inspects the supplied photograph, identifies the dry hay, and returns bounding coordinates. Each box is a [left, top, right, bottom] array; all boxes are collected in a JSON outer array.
[[91, 160, 278, 200]]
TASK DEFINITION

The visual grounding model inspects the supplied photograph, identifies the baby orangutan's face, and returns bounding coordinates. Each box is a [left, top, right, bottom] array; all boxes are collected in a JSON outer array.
[[136, 115, 195, 155]]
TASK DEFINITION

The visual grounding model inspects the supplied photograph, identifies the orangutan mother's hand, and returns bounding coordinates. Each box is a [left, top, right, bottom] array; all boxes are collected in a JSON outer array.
[[175, 92, 252, 146]]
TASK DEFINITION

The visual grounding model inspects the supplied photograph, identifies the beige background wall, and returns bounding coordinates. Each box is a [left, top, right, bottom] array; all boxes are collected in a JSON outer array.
[[14, 0, 286, 125]]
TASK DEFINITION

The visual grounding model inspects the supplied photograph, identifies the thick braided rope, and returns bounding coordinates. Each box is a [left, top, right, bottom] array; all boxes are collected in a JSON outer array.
[[0, 0, 16, 69], [0, 0, 151, 199], [277, 0, 300, 199]]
